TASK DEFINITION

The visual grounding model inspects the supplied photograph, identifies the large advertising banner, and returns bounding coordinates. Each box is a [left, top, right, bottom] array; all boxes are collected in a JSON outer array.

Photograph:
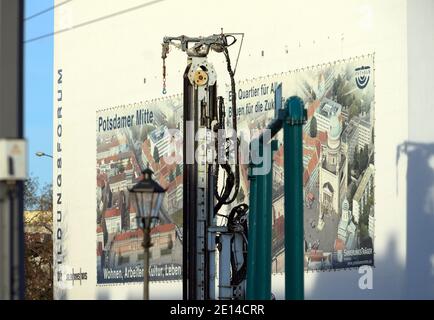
[[96, 97, 184, 284], [228, 55, 375, 272], [94, 55, 375, 285]]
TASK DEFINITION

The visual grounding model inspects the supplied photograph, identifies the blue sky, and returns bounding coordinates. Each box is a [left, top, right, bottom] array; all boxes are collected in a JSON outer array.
[[24, 0, 54, 186]]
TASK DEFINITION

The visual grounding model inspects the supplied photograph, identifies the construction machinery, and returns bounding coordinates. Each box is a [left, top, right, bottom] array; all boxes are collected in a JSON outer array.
[[161, 31, 306, 300]]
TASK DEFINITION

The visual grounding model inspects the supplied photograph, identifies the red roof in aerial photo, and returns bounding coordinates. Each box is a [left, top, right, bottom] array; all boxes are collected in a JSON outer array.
[[104, 208, 120, 218]]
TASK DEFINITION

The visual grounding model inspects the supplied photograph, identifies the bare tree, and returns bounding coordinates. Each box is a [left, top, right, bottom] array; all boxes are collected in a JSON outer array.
[[24, 175, 53, 300]]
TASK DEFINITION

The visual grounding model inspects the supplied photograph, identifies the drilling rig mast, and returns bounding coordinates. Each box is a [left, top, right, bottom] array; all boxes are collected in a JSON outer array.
[[161, 32, 248, 300]]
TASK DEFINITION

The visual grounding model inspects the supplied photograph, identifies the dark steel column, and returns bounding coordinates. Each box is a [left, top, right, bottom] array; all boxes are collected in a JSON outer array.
[[183, 63, 196, 300], [0, 0, 25, 300]]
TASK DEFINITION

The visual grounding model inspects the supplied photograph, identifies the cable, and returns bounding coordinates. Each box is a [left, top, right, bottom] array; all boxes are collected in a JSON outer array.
[[25, 0, 73, 21], [25, 0, 165, 43], [227, 204, 248, 286], [233, 33, 244, 74], [222, 44, 240, 204], [214, 163, 235, 213], [213, 36, 242, 214]]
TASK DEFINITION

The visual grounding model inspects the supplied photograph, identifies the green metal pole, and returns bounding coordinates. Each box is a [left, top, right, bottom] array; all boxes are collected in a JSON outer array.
[[259, 140, 277, 299], [284, 96, 306, 300], [247, 142, 268, 299], [247, 138, 278, 299], [246, 164, 258, 299], [255, 168, 267, 297]]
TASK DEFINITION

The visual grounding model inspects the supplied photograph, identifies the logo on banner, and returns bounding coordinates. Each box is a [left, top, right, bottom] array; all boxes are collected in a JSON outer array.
[[55, 264, 88, 290], [355, 66, 371, 89]]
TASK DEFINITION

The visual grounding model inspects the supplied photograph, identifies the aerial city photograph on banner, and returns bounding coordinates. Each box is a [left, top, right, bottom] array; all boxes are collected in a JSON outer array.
[[230, 55, 375, 272], [96, 97, 184, 284]]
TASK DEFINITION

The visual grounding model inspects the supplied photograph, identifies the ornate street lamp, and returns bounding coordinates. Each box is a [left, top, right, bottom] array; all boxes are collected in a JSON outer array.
[[128, 168, 166, 300]]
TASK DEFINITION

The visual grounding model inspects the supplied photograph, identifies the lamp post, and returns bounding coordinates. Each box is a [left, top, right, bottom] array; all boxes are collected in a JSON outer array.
[[35, 151, 53, 159], [128, 168, 166, 300]]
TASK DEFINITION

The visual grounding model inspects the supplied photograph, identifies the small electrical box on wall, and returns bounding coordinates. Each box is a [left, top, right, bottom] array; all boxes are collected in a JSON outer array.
[[0, 139, 27, 181]]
